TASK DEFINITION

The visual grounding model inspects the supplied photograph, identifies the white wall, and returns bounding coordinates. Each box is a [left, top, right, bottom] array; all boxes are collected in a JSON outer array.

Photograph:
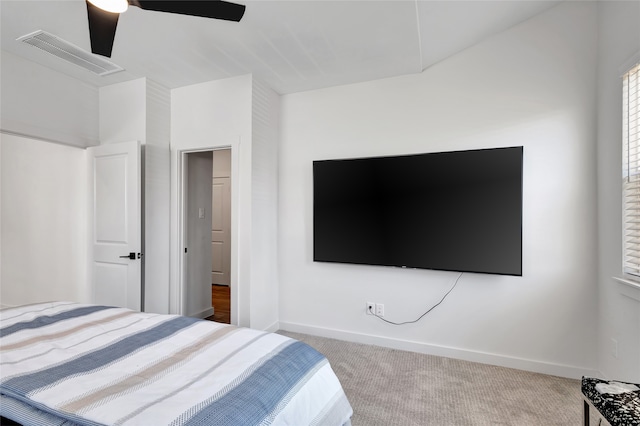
[[0, 51, 99, 148], [0, 132, 2, 303], [596, 0, 640, 383], [99, 79, 147, 145], [146, 79, 171, 149], [250, 79, 280, 332], [99, 78, 171, 314], [171, 74, 253, 325], [170, 74, 280, 330], [143, 79, 171, 314], [99, 77, 171, 148], [0, 133, 87, 305], [143, 143, 171, 313], [278, 1, 599, 378]]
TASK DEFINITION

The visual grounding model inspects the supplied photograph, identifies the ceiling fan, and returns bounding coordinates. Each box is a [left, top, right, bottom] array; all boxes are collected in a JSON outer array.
[[86, 0, 246, 57]]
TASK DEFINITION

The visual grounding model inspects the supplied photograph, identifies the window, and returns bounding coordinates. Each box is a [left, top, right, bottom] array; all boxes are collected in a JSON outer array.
[[623, 62, 640, 276]]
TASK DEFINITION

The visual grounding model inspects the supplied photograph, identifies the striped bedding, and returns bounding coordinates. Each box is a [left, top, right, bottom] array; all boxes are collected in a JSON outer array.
[[0, 302, 353, 426]]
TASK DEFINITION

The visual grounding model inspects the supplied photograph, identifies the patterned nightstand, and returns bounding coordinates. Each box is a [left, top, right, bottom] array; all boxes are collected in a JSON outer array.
[[582, 377, 640, 426]]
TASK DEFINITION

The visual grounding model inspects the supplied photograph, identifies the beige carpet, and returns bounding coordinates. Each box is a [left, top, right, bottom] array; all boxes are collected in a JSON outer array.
[[279, 331, 594, 426]]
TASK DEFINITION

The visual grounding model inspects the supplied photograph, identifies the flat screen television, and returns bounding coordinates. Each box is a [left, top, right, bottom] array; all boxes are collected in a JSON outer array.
[[313, 146, 523, 276]]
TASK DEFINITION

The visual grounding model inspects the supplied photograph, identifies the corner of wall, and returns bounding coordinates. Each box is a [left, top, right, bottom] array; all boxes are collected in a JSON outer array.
[[249, 78, 281, 331], [99, 78, 147, 144], [595, 0, 640, 382], [146, 79, 171, 149]]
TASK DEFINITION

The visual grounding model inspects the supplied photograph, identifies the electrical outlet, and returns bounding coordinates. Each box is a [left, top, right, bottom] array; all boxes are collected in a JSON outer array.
[[376, 303, 384, 317], [611, 338, 618, 359], [366, 302, 375, 315]]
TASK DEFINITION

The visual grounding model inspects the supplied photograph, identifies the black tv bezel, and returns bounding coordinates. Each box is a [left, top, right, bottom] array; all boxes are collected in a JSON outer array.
[[312, 146, 523, 277]]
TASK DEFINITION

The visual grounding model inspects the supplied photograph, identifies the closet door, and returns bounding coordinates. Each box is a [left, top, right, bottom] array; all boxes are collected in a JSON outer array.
[[211, 176, 231, 285]]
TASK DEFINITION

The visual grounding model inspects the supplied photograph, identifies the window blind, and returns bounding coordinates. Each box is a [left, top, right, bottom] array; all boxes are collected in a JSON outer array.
[[623, 62, 640, 276]]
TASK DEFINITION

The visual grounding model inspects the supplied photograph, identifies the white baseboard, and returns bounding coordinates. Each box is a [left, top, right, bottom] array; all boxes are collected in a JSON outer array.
[[278, 321, 601, 380], [263, 321, 280, 333], [190, 307, 214, 319]]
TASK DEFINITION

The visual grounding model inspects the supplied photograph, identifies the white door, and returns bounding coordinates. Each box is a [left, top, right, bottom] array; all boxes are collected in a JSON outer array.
[[211, 176, 231, 285], [88, 141, 142, 311]]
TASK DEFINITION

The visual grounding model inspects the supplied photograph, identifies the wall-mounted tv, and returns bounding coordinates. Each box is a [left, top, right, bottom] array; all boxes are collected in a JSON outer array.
[[313, 146, 523, 276]]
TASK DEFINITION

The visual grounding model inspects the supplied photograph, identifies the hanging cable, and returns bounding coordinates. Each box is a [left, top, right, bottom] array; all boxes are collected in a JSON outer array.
[[370, 272, 463, 325]]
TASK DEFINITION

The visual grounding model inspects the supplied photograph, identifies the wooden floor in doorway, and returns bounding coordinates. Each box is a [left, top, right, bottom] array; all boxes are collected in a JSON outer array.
[[205, 284, 230, 324]]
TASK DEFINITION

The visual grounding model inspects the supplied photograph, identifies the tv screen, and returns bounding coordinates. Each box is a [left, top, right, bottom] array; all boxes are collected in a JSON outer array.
[[313, 146, 523, 276]]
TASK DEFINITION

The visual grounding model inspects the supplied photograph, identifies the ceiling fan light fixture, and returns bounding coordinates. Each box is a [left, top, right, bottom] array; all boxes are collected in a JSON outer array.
[[87, 0, 128, 14]]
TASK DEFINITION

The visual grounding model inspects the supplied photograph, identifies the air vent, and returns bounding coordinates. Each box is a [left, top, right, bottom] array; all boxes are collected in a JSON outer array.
[[17, 30, 124, 76]]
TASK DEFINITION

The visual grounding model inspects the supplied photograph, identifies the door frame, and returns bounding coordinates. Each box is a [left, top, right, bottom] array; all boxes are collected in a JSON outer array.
[[172, 145, 239, 324]]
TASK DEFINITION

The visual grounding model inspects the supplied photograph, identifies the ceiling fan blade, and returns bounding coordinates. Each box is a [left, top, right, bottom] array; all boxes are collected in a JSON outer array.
[[86, 0, 119, 57], [131, 0, 245, 22]]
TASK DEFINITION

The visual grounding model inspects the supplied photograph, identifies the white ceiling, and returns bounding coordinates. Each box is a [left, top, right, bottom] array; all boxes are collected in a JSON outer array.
[[0, 0, 562, 94]]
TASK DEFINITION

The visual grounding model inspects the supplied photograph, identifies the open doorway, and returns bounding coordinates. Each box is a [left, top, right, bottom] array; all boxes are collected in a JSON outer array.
[[208, 149, 231, 323], [183, 148, 232, 324]]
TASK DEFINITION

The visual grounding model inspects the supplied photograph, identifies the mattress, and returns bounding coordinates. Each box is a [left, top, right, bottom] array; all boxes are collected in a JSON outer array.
[[0, 302, 352, 426]]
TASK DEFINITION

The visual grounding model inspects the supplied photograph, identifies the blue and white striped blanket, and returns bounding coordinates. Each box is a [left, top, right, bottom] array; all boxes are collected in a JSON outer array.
[[0, 302, 352, 426]]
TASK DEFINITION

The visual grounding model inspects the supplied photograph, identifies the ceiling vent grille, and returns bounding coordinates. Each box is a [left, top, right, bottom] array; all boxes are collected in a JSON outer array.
[[17, 30, 124, 76]]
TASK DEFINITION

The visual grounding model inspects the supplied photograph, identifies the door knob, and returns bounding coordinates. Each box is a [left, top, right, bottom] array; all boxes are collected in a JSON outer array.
[[119, 252, 136, 260]]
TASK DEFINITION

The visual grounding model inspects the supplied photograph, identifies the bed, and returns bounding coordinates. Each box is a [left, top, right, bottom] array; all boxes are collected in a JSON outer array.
[[0, 302, 353, 426]]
